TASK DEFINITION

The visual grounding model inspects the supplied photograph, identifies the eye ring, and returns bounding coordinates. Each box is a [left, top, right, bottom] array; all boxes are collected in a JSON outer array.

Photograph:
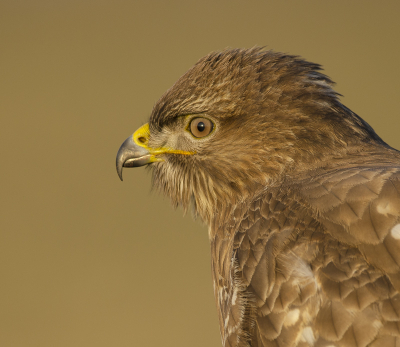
[[188, 117, 214, 138]]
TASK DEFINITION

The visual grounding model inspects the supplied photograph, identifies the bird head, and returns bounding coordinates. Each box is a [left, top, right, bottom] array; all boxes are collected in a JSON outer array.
[[116, 48, 383, 223]]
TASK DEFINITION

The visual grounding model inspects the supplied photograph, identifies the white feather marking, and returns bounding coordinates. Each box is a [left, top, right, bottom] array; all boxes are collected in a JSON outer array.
[[283, 309, 300, 326], [231, 287, 238, 305], [292, 261, 313, 279], [300, 327, 315, 345], [377, 200, 396, 216], [373, 319, 383, 330], [224, 314, 230, 328], [391, 224, 400, 239]]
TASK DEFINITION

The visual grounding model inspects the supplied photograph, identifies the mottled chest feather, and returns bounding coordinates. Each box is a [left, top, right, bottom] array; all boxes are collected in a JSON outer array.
[[210, 167, 400, 347]]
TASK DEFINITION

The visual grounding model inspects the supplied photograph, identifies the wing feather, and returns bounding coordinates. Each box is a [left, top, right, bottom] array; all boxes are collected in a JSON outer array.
[[212, 166, 400, 346]]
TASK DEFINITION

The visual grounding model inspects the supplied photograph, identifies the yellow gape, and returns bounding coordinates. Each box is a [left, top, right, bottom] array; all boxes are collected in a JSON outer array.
[[132, 123, 195, 162]]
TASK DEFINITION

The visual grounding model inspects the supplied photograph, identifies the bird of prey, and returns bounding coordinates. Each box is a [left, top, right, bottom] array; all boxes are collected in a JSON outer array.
[[116, 48, 400, 347]]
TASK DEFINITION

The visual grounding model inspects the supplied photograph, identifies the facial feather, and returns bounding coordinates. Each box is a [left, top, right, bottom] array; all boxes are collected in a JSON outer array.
[[146, 48, 387, 223]]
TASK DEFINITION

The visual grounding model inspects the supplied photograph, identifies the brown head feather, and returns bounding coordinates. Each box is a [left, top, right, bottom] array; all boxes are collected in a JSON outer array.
[[147, 47, 389, 224]]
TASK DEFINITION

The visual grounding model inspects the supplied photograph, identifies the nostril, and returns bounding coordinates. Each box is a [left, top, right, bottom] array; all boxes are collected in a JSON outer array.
[[138, 137, 147, 144]]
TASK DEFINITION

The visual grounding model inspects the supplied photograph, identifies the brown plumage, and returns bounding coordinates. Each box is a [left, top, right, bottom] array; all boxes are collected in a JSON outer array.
[[116, 48, 400, 347]]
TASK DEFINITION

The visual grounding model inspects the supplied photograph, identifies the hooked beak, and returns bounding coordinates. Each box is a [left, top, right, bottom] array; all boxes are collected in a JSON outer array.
[[116, 122, 196, 181], [116, 135, 152, 181]]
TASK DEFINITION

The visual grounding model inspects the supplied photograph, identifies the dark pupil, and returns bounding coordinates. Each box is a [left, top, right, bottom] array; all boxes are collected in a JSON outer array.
[[197, 122, 206, 132]]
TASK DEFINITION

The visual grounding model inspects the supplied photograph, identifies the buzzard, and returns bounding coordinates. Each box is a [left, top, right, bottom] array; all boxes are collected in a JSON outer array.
[[116, 48, 400, 347]]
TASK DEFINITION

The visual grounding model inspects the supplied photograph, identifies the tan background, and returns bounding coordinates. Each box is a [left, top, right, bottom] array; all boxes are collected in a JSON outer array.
[[1, 1, 400, 346]]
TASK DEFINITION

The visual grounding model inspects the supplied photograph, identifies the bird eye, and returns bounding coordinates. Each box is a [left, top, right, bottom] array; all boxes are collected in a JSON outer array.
[[189, 118, 214, 138]]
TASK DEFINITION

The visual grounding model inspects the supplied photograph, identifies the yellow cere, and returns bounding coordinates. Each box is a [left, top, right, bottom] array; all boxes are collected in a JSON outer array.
[[132, 123, 195, 162]]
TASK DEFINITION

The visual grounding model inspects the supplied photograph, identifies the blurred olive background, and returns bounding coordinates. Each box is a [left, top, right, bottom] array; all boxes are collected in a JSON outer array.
[[1, 1, 400, 346]]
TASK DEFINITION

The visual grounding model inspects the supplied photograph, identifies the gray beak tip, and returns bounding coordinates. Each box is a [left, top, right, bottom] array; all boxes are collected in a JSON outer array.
[[116, 135, 151, 181], [117, 167, 123, 181]]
